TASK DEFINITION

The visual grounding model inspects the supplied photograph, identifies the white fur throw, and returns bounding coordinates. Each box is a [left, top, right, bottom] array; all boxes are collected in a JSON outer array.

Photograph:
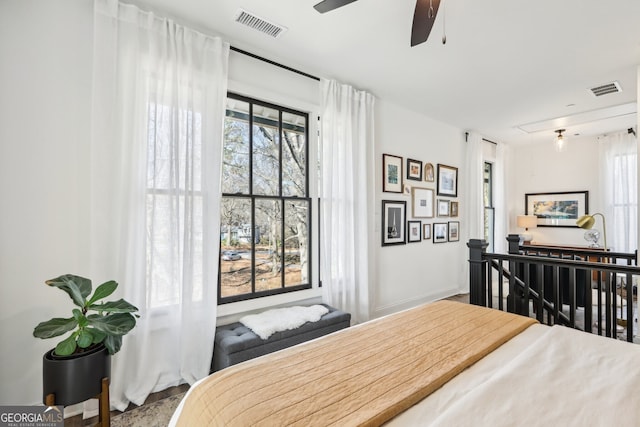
[[239, 305, 329, 340]]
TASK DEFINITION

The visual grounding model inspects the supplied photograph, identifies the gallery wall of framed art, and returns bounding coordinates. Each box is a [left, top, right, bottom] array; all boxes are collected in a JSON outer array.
[[382, 155, 461, 246]]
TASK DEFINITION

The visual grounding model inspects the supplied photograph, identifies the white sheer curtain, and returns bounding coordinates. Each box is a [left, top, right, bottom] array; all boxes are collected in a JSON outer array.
[[463, 133, 485, 241], [460, 132, 484, 292], [599, 130, 638, 253], [92, 0, 228, 411], [319, 79, 375, 324]]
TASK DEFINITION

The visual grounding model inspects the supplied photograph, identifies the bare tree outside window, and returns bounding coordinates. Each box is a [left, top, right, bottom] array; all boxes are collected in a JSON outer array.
[[219, 94, 310, 302]]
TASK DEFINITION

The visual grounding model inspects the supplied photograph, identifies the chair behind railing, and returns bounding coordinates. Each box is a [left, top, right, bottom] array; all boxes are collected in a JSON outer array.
[[468, 236, 638, 343]]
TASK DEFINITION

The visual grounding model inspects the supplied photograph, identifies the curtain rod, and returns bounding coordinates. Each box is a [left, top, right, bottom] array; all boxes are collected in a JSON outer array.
[[230, 46, 321, 82], [464, 132, 498, 145]]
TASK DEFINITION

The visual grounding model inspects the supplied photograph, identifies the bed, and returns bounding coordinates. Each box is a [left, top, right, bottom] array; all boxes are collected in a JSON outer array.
[[169, 300, 640, 426]]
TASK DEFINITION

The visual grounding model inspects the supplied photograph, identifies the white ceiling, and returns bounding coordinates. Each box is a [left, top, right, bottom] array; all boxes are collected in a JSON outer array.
[[130, 0, 640, 145]]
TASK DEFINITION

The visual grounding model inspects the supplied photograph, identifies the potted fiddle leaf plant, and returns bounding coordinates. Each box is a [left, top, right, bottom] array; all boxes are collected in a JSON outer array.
[[33, 274, 139, 406]]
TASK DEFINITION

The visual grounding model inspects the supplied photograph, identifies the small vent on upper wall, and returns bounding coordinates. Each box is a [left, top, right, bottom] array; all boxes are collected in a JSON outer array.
[[234, 9, 288, 39], [589, 81, 622, 97]]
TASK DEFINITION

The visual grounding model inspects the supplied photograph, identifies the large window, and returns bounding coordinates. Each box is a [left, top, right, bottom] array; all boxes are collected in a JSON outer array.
[[219, 94, 311, 303], [483, 161, 495, 252]]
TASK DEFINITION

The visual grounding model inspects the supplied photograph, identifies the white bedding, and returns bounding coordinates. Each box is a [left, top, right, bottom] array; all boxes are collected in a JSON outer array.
[[389, 324, 640, 426]]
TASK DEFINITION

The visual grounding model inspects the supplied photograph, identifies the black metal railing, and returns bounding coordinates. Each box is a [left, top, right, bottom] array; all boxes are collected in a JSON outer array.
[[469, 235, 638, 342]]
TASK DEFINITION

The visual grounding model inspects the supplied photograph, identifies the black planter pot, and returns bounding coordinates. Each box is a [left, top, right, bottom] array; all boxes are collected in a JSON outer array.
[[42, 344, 111, 406]]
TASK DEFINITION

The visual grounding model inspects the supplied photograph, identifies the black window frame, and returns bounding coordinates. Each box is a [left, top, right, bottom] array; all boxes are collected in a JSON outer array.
[[218, 92, 312, 304], [483, 161, 495, 252]]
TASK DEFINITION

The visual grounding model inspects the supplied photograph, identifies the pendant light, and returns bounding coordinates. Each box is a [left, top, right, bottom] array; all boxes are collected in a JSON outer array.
[[554, 129, 566, 152]]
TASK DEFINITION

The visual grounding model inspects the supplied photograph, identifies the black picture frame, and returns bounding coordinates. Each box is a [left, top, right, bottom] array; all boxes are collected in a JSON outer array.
[[407, 220, 422, 242], [406, 158, 422, 181], [433, 223, 448, 243], [437, 164, 458, 197], [525, 191, 589, 228], [382, 200, 406, 246], [382, 154, 403, 193]]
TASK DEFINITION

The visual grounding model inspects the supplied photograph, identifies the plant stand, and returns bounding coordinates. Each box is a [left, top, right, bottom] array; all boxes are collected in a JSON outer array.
[[45, 377, 110, 427]]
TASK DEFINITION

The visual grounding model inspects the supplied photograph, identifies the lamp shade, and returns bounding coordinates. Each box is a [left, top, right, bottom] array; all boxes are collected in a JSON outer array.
[[517, 215, 538, 229], [576, 215, 595, 229]]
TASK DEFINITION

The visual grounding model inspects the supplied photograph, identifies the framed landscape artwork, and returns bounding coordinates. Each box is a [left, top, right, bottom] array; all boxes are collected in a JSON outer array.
[[382, 200, 406, 246], [437, 164, 458, 197], [525, 191, 588, 228], [407, 220, 422, 242], [383, 154, 403, 193]]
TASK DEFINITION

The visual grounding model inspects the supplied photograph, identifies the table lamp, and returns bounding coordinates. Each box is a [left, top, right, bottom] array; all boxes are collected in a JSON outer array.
[[576, 213, 607, 252], [517, 215, 537, 243]]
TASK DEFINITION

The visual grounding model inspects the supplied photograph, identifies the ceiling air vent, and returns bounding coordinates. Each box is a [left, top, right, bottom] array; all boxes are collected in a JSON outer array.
[[589, 81, 622, 97], [234, 9, 287, 39]]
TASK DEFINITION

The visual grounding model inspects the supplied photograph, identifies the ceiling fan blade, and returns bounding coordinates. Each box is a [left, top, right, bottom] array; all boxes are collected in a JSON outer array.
[[411, 0, 441, 47], [313, 0, 358, 14]]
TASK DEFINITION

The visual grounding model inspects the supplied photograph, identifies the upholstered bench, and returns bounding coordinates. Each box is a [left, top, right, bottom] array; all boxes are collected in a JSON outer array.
[[211, 304, 350, 372]]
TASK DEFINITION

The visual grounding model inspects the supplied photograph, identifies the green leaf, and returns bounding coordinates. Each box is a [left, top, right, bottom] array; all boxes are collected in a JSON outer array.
[[55, 334, 78, 356], [103, 335, 123, 355], [87, 280, 118, 306], [72, 308, 88, 328], [88, 328, 107, 344], [89, 299, 139, 314], [45, 275, 92, 308], [77, 329, 94, 348], [33, 317, 77, 339], [88, 312, 137, 336]]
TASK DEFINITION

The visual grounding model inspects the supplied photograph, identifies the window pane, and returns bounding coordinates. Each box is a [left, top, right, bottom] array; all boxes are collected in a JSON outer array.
[[219, 197, 252, 298], [282, 112, 307, 197], [253, 105, 280, 196], [255, 199, 282, 292], [284, 200, 309, 287], [219, 94, 311, 303], [223, 99, 250, 194]]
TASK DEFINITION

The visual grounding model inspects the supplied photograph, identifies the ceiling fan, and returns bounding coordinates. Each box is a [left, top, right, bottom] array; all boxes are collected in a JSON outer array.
[[313, 0, 441, 47]]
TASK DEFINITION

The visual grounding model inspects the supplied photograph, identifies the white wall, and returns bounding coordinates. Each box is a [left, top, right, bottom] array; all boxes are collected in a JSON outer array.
[[372, 100, 465, 317], [0, 0, 466, 406], [507, 136, 601, 246], [0, 0, 94, 405]]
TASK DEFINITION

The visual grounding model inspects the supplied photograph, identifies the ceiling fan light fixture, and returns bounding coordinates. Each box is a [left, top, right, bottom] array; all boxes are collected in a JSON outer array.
[[554, 129, 567, 152]]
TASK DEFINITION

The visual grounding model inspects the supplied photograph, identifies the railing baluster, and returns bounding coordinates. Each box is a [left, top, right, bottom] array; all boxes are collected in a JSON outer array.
[[469, 236, 638, 345], [498, 261, 504, 311], [626, 272, 633, 342], [568, 267, 576, 328], [605, 272, 612, 338], [487, 267, 493, 308], [584, 266, 592, 334]]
